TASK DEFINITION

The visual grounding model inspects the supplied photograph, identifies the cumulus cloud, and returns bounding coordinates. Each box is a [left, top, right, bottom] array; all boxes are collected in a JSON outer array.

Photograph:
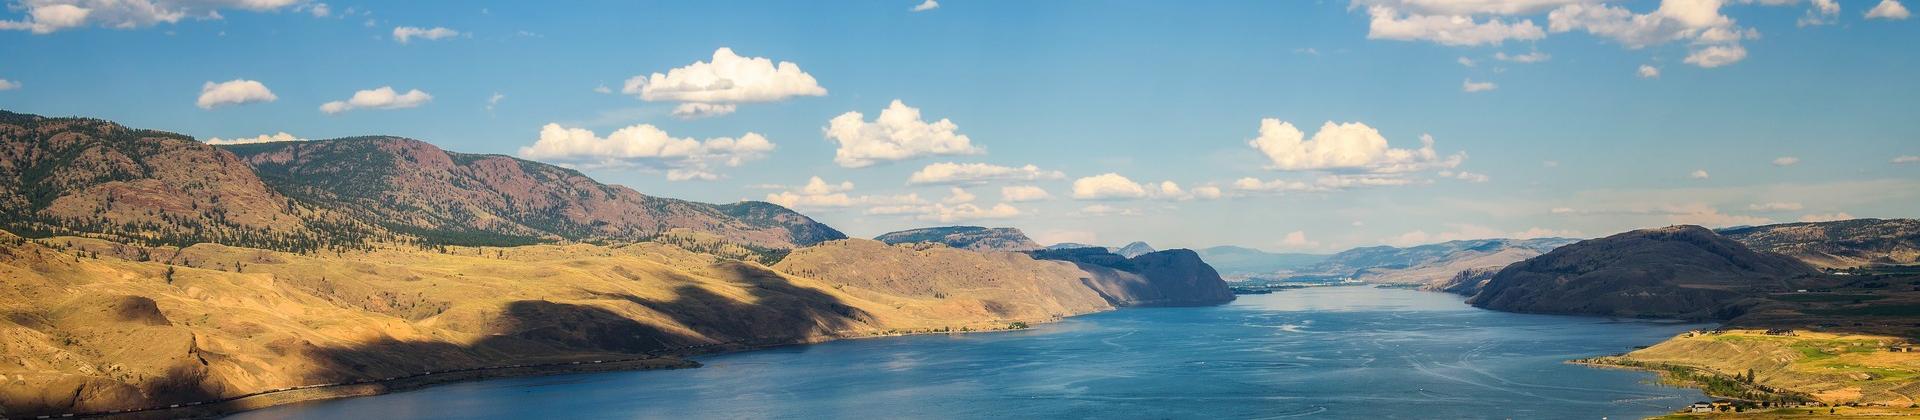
[[0, 0, 306, 34], [393, 26, 459, 44], [1000, 185, 1052, 202], [1638, 64, 1662, 78], [826, 100, 981, 168], [911, 0, 938, 12], [519, 123, 774, 181], [1690, 169, 1710, 179], [1363, 5, 1547, 46], [204, 132, 303, 145], [1072, 173, 1149, 200], [1457, 56, 1477, 67], [1462, 78, 1498, 92], [320, 86, 432, 114], [1799, 212, 1856, 222], [1798, 0, 1839, 26], [1867, 0, 1911, 19], [0, 79, 18, 91], [1279, 231, 1321, 249], [1684, 44, 1747, 68], [1439, 170, 1490, 182], [942, 187, 976, 204], [1772, 156, 1800, 166], [1895, 156, 1920, 164], [1246, 120, 1465, 173], [1747, 202, 1803, 211], [1548, 1, 1761, 68], [764, 177, 913, 209], [623, 47, 826, 118], [907, 162, 1064, 185], [196, 79, 276, 109]]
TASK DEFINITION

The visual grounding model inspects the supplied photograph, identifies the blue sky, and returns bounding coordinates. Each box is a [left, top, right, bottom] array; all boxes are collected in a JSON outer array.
[[1, 0, 1916, 252]]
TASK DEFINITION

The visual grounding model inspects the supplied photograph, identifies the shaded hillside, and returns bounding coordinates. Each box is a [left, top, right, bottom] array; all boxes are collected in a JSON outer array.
[[1194, 246, 1326, 276], [223, 137, 841, 249], [0, 232, 1105, 417], [872, 226, 1042, 251], [0, 111, 376, 253], [1114, 241, 1157, 258], [1304, 237, 1577, 278], [1469, 226, 1816, 319], [1028, 247, 1234, 307], [1721, 218, 1920, 268]]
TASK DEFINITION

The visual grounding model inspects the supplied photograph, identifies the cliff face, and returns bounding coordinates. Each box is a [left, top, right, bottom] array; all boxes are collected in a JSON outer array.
[[1721, 219, 1920, 269], [872, 226, 1043, 252], [1028, 247, 1235, 307], [1468, 225, 1816, 319]]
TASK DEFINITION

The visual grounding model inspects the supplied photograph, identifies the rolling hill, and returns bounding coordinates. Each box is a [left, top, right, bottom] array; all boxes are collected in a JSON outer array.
[[1468, 225, 1816, 319], [872, 226, 1042, 252]]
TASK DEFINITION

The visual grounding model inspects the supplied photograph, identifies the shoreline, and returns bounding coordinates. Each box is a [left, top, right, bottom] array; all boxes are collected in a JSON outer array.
[[67, 316, 1083, 419]]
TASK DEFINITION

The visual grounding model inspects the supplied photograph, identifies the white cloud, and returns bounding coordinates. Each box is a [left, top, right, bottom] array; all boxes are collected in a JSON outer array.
[[486, 92, 504, 112], [1747, 202, 1803, 211], [196, 79, 276, 109], [1232, 174, 1424, 193], [204, 132, 303, 145], [1867, 0, 1911, 19], [1798, 0, 1839, 26], [1462, 78, 1498, 92], [942, 187, 976, 204], [1353, 0, 1601, 16], [907, 162, 1064, 185], [1638, 64, 1662, 78], [1247, 120, 1465, 173], [304, 2, 329, 17], [1440, 170, 1490, 182], [914, 203, 1020, 223], [1690, 169, 1710, 179], [393, 26, 460, 44], [1494, 51, 1551, 63], [518, 123, 774, 180], [592, 85, 613, 94], [1000, 185, 1052, 202], [1799, 212, 1856, 222], [911, 0, 939, 12], [1547, 1, 1758, 68], [0, 79, 18, 91], [0, 0, 305, 34], [1072, 173, 1149, 200], [623, 47, 826, 116], [1684, 44, 1747, 68], [826, 100, 981, 168], [1457, 56, 1477, 67], [1895, 156, 1920, 164], [320, 86, 432, 114], [671, 103, 737, 119], [1279, 230, 1321, 249], [1772, 156, 1800, 166], [1364, 5, 1548, 46], [1194, 185, 1223, 200], [764, 176, 929, 210]]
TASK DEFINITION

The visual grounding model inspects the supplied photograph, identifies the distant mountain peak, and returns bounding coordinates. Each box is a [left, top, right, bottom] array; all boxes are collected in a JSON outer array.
[[1115, 241, 1156, 258]]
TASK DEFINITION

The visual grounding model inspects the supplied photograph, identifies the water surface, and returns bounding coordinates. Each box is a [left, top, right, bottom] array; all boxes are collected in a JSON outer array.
[[233, 287, 1709, 419]]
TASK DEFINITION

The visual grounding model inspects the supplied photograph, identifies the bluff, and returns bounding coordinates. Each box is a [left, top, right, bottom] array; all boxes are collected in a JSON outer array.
[[1027, 247, 1235, 307]]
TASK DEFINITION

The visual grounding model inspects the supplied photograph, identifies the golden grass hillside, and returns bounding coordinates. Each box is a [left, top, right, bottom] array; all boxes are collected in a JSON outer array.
[[1594, 330, 1920, 406], [0, 232, 1118, 417]]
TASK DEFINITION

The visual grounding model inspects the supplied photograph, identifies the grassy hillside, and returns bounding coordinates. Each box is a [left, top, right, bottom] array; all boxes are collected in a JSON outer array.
[[0, 232, 1113, 417], [1587, 330, 1920, 406]]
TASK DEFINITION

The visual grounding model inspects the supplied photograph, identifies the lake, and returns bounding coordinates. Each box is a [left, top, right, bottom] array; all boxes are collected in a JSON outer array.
[[231, 286, 1710, 419]]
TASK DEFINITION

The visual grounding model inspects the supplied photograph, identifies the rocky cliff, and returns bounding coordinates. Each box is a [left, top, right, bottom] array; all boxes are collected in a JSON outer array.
[[1721, 218, 1920, 269], [1027, 247, 1235, 307]]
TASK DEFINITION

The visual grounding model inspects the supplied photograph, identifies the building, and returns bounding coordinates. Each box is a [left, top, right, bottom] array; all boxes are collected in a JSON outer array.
[[1689, 402, 1715, 413]]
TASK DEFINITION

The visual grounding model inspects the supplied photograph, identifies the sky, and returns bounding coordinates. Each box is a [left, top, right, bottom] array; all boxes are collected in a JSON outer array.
[[1, 0, 1916, 253]]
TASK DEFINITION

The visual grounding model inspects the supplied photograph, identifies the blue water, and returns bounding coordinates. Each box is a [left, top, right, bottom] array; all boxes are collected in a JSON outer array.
[[231, 287, 1711, 419]]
